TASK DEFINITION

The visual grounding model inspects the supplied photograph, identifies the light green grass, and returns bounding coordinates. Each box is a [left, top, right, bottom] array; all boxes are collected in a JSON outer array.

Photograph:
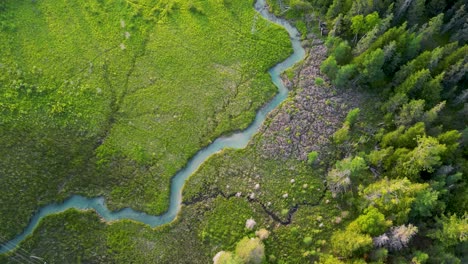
[[0, 0, 291, 239]]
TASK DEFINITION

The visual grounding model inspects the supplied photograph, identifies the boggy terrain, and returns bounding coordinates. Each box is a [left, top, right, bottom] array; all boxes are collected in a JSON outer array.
[[1, 30, 368, 263], [2, 0, 467, 263], [0, 0, 291, 241]]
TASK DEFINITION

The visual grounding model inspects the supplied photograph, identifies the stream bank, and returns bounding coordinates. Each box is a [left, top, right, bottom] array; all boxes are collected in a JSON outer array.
[[0, 0, 305, 255]]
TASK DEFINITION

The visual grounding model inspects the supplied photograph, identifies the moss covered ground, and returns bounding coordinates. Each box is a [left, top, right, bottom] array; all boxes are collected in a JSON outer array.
[[0, 0, 293, 242]]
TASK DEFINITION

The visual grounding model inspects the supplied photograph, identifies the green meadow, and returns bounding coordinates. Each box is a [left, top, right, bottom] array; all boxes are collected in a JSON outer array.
[[0, 0, 291, 240]]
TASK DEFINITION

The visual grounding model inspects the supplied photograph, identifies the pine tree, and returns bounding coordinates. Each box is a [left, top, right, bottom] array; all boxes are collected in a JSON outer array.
[[360, 48, 385, 86], [334, 64, 357, 87], [429, 214, 468, 248], [407, 0, 426, 26]]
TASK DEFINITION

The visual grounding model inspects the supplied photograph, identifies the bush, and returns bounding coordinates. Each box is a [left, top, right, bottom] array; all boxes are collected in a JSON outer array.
[[320, 56, 339, 80], [345, 108, 360, 126], [315, 77, 325, 86], [295, 20, 307, 39], [307, 151, 319, 165], [330, 229, 372, 258], [334, 64, 357, 88], [333, 123, 350, 144], [333, 41, 352, 65], [303, 236, 313, 245], [235, 237, 265, 264]]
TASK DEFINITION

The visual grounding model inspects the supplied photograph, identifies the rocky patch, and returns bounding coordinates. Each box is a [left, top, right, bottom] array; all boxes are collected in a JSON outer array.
[[258, 36, 367, 161]]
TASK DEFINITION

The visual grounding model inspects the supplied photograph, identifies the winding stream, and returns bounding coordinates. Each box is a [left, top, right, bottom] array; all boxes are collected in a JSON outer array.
[[0, 0, 305, 254]]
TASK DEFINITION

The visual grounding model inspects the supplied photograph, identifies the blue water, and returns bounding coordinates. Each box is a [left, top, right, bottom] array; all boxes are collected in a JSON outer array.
[[0, 0, 305, 254]]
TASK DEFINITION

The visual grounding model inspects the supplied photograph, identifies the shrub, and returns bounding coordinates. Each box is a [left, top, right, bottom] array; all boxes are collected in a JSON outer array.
[[333, 123, 350, 144], [303, 236, 313, 245], [235, 237, 265, 264], [307, 151, 319, 165], [334, 64, 357, 88], [320, 56, 339, 80], [345, 108, 360, 126], [315, 77, 325, 86]]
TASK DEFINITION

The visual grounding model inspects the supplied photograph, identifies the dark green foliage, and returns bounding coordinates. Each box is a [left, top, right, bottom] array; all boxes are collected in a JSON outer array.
[[410, 187, 440, 218], [327, 0, 351, 19], [359, 48, 385, 87], [300, 0, 467, 261], [369, 248, 389, 263], [9, 210, 109, 263], [407, 0, 426, 26], [418, 14, 444, 50], [442, 4, 468, 41], [334, 63, 357, 87], [427, 0, 447, 17], [320, 55, 339, 80], [333, 41, 352, 65]]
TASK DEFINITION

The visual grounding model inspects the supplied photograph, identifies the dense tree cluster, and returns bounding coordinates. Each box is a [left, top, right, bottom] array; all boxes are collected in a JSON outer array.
[[315, 0, 467, 262], [273, 0, 467, 262]]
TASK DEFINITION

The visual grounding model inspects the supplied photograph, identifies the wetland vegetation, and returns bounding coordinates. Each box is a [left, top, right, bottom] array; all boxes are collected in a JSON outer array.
[[0, 0, 291, 240], [1, 0, 467, 263]]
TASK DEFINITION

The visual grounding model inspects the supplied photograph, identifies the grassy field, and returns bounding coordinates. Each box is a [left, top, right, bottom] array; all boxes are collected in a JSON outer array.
[[1, 66, 351, 263], [1, 11, 347, 258], [0, 0, 292, 240]]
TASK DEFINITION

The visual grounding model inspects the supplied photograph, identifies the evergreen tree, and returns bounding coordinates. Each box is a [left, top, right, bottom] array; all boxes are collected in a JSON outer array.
[[417, 14, 444, 50], [429, 214, 468, 248], [360, 48, 385, 86], [395, 99, 425, 127], [354, 14, 393, 55], [427, 0, 446, 17], [360, 178, 429, 224], [399, 136, 447, 179], [334, 64, 356, 87], [333, 40, 352, 65], [326, 0, 346, 19], [320, 55, 339, 80], [407, 0, 426, 26]]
